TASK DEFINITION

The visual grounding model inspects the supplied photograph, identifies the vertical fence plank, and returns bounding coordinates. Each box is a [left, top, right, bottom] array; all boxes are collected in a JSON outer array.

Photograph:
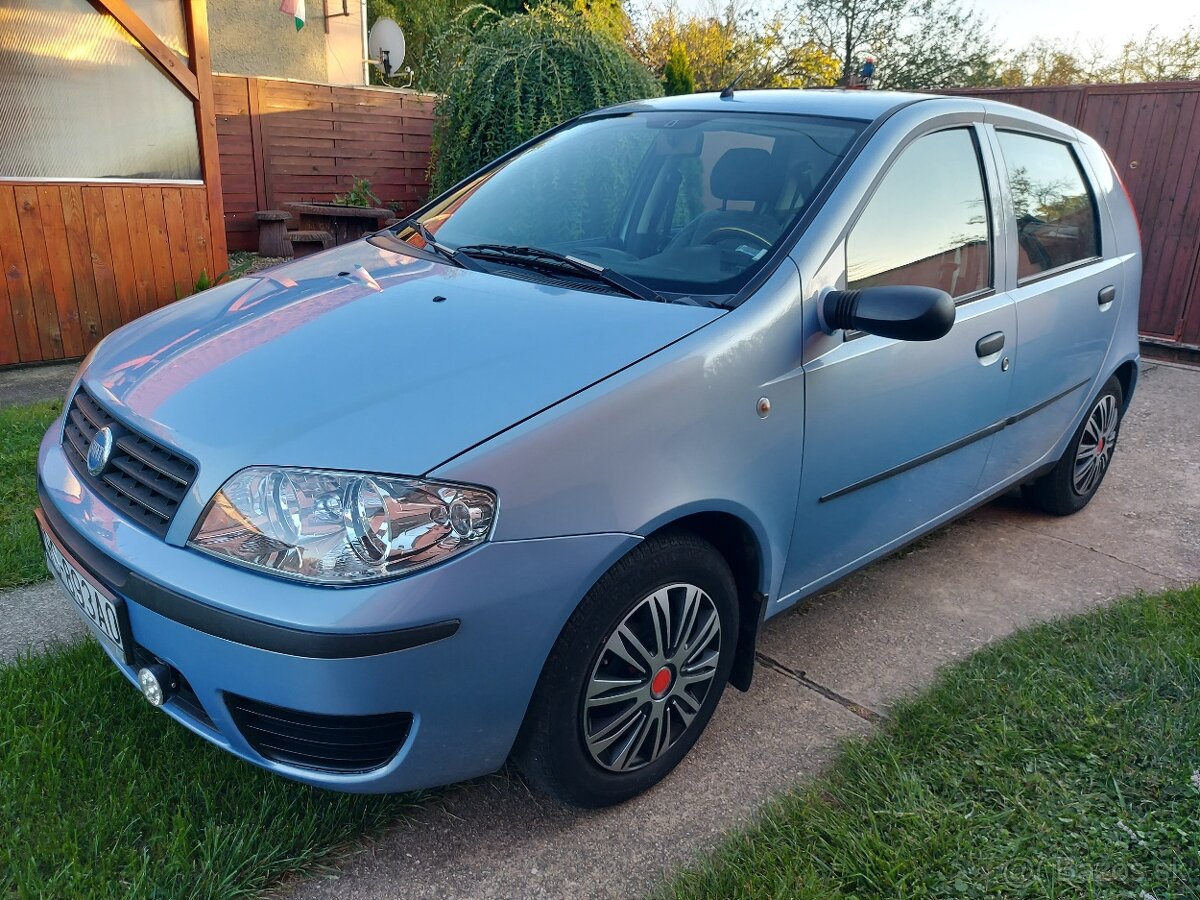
[[59, 185, 104, 350], [141, 187, 177, 309], [81, 186, 123, 336], [181, 187, 214, 283], [121, 187, 158, 317], [35, 185, 84, 358], [0, 185, 42, 362], [13, 185, 64, 360], [161, 187, 195, 295], [0, 189, 20, 364], [101, 187, 141, 325]]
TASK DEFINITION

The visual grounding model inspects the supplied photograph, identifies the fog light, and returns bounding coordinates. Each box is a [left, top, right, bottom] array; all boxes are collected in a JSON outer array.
[[137, 665, 174, 707]]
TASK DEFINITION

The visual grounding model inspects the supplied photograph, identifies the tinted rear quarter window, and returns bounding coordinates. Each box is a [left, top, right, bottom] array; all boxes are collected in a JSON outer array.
[[996, 131, 1100, 280]]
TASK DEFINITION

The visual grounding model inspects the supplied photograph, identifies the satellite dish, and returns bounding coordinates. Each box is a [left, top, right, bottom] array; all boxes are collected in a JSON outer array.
[[368, 18, 406, 78]]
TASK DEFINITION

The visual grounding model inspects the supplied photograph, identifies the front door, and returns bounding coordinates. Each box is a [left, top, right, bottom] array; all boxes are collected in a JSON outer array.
[[782, 125, 1016, 599]]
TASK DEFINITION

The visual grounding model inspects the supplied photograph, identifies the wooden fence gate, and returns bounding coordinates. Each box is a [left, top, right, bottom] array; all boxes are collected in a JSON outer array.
[[956, 82, 1200, 351]]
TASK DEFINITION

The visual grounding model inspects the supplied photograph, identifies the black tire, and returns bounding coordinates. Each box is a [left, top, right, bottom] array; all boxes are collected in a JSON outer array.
[[513, 530, 738, 808], [1025, 375, 1124, 516]]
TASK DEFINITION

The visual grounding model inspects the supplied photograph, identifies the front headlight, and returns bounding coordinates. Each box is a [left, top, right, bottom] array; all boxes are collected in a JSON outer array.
[[188, 467, 496, 584]]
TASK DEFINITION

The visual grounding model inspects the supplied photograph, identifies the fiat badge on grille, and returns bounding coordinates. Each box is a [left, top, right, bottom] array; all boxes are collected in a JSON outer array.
[[87, 426, 115, 476]]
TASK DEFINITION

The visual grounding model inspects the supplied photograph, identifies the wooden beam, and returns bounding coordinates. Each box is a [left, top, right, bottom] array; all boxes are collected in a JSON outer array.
[[90, 0, 199, 100], [186, 0, 228, 275]]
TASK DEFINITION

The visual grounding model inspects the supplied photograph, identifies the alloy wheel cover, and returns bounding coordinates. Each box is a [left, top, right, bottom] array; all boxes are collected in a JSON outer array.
[[582, 582, 722, 773], [1073, 393, 1119, 496]]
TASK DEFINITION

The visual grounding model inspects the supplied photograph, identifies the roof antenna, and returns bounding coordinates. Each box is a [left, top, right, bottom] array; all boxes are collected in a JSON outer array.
[[719, 71, 746, 99]]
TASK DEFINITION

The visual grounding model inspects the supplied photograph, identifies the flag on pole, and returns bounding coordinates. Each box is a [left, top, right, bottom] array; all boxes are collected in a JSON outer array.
[[279, 0, 306, 31]]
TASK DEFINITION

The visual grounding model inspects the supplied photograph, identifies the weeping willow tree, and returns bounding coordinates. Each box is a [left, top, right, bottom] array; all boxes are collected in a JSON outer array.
[[430, 4, 661, 194]]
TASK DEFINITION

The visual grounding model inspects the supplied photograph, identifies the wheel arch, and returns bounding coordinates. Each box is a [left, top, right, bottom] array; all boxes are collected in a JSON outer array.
[[641, 509, 769, 693], [1112, 357, 1138, 413]]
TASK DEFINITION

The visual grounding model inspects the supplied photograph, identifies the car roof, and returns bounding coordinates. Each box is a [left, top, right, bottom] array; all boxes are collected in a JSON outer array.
[[598, 89, 1082, 141], [602, 89, 939, 122]]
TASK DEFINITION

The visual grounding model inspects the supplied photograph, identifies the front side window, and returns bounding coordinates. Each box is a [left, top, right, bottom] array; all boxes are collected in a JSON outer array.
[[996, 131, 1100, 280], [847, 128, 991, 299], [406, 112, 865, 300]]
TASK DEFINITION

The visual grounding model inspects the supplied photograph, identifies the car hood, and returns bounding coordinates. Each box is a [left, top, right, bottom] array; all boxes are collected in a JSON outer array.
[[79, 242, 722, 482]]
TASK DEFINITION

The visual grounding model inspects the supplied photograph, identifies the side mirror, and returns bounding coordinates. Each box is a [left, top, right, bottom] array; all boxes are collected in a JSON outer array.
[[821, 285, 955, 341]]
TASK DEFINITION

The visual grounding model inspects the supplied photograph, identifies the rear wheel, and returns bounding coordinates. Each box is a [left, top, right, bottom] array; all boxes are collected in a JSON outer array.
[[1025, 375, 1123, 515], [513, 531, 738, 808]]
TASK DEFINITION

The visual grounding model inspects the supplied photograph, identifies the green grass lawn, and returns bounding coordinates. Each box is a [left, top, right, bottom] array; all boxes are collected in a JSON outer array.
[[662, 585, 1200, 900], [1, 642, 421, 897], [0, 400, 62, 590]]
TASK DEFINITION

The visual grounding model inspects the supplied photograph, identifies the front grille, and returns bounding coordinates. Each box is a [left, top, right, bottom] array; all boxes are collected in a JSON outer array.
[[226, 694, 413, 774], [61, 389, 197, 537]]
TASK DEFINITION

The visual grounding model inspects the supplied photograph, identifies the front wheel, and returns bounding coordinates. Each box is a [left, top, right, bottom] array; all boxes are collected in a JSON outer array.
[[1025, 375, 1123, 515], [513, 531, 738, 808]]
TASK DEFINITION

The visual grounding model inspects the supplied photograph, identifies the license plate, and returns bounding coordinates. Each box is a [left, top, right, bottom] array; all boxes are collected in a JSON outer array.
[[38, 513, 133, 662]]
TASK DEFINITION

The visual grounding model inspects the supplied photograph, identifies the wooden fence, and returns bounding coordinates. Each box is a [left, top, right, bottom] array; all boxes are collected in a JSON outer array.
[[212, 76, 438, 252], [0, 184, 217, 366], [954, 82, 1200, 350]]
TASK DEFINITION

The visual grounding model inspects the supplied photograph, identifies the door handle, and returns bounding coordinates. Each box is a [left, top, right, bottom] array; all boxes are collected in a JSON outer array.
[[975, 331, 1005, 357], [1098, 285, 1116, 307]]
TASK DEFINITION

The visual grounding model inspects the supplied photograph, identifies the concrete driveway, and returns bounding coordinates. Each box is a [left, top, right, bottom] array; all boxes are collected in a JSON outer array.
[[281, 359, 1199, 900]]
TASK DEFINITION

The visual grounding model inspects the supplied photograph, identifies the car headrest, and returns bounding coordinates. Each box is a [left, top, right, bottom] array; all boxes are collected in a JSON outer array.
[[710, 148, 784, 203]]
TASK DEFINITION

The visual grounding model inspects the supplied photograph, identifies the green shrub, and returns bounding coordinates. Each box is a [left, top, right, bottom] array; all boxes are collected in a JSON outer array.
[[430, 4, 661, 194], [334, 177, 381, 208], [662, 42, 696, 95]]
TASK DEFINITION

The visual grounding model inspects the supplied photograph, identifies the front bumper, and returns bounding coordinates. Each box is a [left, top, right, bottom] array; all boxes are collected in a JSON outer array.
[[38, 430, 638, 792]]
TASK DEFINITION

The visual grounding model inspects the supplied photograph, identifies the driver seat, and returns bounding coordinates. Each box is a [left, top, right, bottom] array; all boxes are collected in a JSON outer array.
[[669, 147, 788, 250]]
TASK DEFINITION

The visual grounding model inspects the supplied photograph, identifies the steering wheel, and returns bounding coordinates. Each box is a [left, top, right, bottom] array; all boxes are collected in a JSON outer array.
[[697, 225, 773, 252]]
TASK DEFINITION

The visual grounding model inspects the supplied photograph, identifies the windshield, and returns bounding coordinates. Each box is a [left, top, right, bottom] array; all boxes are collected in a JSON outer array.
[[395, 111, 866, 301]]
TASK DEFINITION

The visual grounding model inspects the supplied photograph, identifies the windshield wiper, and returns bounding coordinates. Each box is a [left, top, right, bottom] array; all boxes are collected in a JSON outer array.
[[455, 244, 665, 303], [372, 218, 486, 272]]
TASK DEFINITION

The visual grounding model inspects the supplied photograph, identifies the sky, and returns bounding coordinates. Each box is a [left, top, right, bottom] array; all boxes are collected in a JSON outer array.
[[666, 0, 1197, 54], [978, 0, 1197, 52]]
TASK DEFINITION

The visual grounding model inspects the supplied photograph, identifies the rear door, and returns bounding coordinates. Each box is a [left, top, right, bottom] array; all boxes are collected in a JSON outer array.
[[782, 123, 1017, 597], [978, 126, 1122, 488]]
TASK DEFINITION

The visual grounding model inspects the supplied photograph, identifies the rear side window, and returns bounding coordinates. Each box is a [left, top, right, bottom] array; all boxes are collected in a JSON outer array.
[[847, 128, 990, 299], [996, 132, 1100, 280]]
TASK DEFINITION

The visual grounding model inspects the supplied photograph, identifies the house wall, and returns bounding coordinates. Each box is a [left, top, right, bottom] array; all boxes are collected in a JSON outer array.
[[326, 2, 369, 85], [208, 0, 330, 82]]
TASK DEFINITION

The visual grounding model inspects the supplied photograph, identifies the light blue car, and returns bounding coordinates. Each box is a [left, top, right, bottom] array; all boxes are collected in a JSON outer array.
[[37, 89, 1140, 807]]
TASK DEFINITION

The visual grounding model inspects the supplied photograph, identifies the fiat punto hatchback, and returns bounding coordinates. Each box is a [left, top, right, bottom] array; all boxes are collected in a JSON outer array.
[[37, 89, 1140, 807]]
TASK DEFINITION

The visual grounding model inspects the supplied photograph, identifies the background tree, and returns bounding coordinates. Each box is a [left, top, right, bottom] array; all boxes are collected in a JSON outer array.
[[662, 42, 696, 94], [430, 4, 661, 193], [796, 0, 997, 88], [995, 38, 1103, 85], [1105, 27, 1200, 82], [370, 0, 632, 87], [635, 1, 838, 91]]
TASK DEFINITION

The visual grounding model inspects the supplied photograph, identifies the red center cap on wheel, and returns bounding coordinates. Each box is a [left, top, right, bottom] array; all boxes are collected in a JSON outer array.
[[651, 666, 673, 699]]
